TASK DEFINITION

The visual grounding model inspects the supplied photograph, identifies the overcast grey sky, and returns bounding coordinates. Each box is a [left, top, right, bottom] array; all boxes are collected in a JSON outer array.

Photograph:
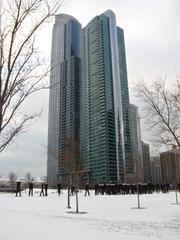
[[0, 0, 180, 178]]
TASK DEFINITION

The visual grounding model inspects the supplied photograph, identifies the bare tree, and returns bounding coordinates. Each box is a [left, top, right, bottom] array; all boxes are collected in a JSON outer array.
[[134, 77, 180, 204], [25, 171, 33, 182], [0, 0, 65, 152], [134, 78, 180, 149], [9, 171, 17, 181]]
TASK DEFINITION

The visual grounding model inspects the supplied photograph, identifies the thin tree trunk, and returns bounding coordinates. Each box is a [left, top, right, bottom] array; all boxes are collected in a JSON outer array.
[[67, 176, 71, 209], [137, 183, 140, 208], [75, 187, 79, 213]]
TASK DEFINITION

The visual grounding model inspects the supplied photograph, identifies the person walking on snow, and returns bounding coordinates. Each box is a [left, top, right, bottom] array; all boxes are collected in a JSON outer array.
[[15, 181, 21, 197], [40, 183, 44, 196], [84, 183, 90, 196], [28, 181, 33, 196]]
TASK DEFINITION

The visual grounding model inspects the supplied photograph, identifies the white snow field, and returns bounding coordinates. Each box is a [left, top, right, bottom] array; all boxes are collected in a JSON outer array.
[[0, 190, 180, 240]]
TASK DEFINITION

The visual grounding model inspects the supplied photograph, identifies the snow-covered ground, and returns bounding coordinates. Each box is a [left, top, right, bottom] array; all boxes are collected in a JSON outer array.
[[0, 189, 180, 240]]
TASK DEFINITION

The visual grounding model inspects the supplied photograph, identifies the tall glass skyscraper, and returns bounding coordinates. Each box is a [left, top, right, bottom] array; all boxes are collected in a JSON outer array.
[[47, 14, 81, 187], [48, 10, 133, 186], [81, 10, 132, 184], [117, 27, 134, 177]]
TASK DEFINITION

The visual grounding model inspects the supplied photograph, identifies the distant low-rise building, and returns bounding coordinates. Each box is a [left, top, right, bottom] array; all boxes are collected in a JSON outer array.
[[160, 148, 180, 184], [150, 156, 162, 184]]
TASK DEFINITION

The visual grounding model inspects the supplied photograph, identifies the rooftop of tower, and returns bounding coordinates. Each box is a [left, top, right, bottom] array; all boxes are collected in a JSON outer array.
[[82, 9, 119, 30], [103, 9, 116, 17], [55, 14, 81, 27]]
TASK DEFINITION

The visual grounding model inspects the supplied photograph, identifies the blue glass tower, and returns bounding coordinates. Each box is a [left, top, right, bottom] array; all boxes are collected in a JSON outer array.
[[47, 15, 81, 187], [48, 11, 133, 186], [81, 10, 132, 184], [117, 27, 134, 177]]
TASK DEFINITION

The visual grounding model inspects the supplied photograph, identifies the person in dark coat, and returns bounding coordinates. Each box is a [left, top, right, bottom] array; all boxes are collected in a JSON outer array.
[[40, 183, 44, 196], [28, 181, 33, 196], [15, 181, 21, 197], [57, 183, 61, 196], [84, 183, 90, 196], [94, 183, 99, 195], [44, 183, 48, 196], [70, 184, 75, 196]]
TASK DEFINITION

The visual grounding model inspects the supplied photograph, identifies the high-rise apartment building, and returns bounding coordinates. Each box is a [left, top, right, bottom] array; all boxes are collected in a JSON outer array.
[[141, 141, 151, 183], [117, 28, 133, 178], [130, 104, 143, 182], [81, 10, 133, 184], [160, 148, 180, 184], [150, 156, 162, 184], [47, 14, 81, 187], [47, 10, 133, 186]]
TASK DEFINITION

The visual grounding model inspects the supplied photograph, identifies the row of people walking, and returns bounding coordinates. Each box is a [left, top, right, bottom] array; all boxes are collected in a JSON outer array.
[[69, 183, 90, 196], [94, 183, 172, 195], [15, 181, 180, 197], [15, 181, 49, 197]]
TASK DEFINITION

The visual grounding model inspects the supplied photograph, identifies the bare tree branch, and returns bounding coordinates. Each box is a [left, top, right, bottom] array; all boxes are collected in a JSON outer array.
[[0, 111, 41, 152], [134, 78, 180, 150], [0, 0, 64, 152]]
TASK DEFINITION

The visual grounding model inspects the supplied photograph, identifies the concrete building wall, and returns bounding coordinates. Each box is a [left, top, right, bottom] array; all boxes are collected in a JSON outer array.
[[160, 148, 180, 184], [150, 156, 162, 184], [142, 141, 151, 183], [130, 104, 143, 182]]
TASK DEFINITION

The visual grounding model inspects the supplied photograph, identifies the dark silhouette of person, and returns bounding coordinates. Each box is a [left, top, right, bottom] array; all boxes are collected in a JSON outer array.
[[70, 184, 75, 196], [94, 183, 99, 195], [45, 183, 48, 196], [178, 183, 180, 192], [40, 183, 44, 196], [15, 181, 21, 197], [57, 183, 61, 196], [84, 183, 90, 196], [28, 181, 33, 196]]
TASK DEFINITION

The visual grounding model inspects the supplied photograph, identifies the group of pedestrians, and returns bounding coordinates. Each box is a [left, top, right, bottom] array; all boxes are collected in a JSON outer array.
[[15, 181, 63, 197], [94, 183, 172, 195], [15, 181, 49, 197], [69, 183, 90, 196], [15, 180, 178, 198]]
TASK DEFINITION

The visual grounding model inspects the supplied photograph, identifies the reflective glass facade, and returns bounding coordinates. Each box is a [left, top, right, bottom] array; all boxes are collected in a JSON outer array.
[[48, 11, 133, 186], [47, 15, 81, 187], [81, 10, 128, 184], [117, 27, 134, 176]]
